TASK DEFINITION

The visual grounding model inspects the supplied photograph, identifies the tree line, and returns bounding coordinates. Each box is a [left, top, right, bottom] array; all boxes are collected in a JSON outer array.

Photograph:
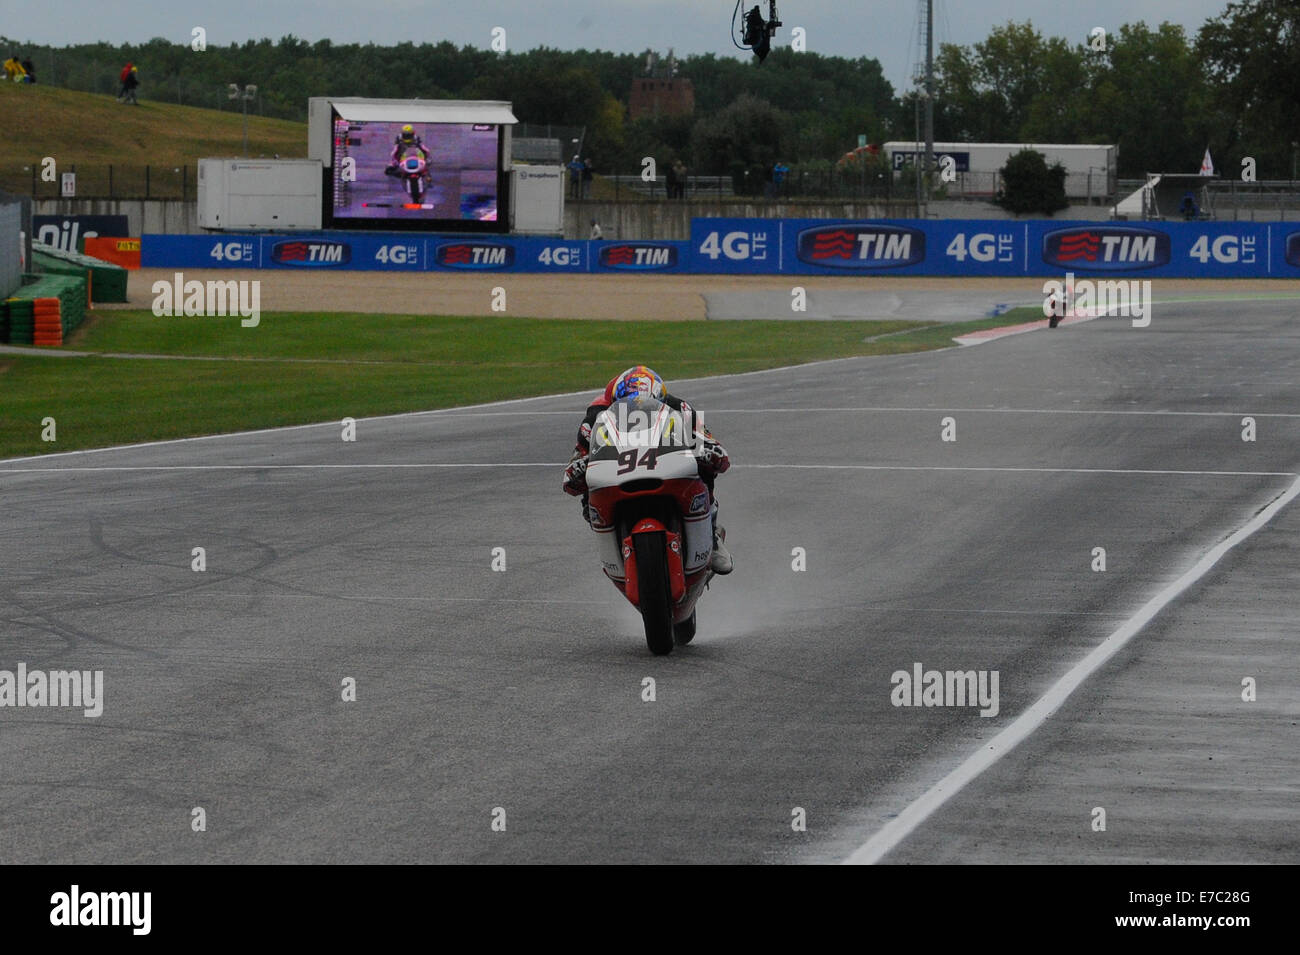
[[3, 2, 1294, 180]]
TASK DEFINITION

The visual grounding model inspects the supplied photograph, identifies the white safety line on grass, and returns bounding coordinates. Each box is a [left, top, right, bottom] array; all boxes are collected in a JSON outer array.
[[843, 473, 1300, 864]]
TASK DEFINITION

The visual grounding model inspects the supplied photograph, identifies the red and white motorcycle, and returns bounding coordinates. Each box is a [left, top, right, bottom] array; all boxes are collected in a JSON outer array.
[[386, 153, 430, 205], [585, 395, 720, 655]]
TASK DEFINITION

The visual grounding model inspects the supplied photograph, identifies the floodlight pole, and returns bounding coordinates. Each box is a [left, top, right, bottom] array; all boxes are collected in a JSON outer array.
[[230, 83, 257, 157], [923, 0, 934, 210]]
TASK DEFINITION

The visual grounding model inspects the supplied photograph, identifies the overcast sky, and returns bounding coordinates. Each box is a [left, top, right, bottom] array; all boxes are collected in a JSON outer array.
[[2, 0, 1235, 94]]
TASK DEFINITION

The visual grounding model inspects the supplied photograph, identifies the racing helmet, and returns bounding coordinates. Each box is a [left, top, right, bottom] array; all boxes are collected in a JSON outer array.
[[400, 124, 416, 142], [612, 365, 665, 401]]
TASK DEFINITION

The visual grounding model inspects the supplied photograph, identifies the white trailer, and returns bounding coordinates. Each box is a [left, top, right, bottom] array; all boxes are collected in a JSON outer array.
[[883, 142, 1118, 199], [198, 159, 323, 231], [510, 164, 564, 234]]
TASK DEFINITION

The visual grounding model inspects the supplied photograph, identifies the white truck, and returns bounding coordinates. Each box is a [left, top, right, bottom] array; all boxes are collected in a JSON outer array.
[[884, 142, 1118, 200], [198, 158, 323, 231]]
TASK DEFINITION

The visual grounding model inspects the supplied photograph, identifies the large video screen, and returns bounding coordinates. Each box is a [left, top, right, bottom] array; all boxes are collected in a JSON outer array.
[[331, 115, 500, 224]]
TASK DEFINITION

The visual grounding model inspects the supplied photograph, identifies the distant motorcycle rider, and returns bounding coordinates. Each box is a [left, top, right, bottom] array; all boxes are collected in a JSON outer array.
[[563, 365, 733, 575]]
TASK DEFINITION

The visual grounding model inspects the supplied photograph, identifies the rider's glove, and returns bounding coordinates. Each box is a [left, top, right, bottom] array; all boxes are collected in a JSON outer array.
[[696, 439, 730, 476], [563, 454, 589, 496]]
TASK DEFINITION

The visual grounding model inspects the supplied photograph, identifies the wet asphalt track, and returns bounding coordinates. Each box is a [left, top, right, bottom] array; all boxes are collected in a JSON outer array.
[[2, 301, 1298, 863]]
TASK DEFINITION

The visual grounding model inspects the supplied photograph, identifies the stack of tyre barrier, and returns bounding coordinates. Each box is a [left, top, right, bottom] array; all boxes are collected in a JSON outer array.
[[31, 240, 129, 304], [3, 273, 88, 346]]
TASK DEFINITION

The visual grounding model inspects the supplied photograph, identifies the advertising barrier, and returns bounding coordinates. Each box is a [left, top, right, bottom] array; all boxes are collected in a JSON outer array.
[[693, 218, 1292, 278], [82, 236, 142, 270], [142, 220, 1300, 277], [142, 233, 681, 273], [33, 214, 131, 254]]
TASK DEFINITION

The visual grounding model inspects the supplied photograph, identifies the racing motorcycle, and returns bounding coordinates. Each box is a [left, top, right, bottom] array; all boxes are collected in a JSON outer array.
[[386, 153, 430, 205], [585, 394, 719, 655]]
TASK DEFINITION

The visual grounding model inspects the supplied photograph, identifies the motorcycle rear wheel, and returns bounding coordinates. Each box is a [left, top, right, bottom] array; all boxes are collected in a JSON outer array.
[[633, 534, 675, 656], [673, 609, 697, 646]]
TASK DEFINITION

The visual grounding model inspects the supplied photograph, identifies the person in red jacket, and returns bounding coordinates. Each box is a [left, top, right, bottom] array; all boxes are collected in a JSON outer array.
[[563, 365, 733, 574], [118, 63, 139, 104]]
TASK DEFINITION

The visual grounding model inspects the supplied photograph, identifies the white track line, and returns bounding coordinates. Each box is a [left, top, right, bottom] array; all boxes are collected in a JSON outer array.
[[8, 589, 587, 605], [704, 407, 1300, 418], [742, 464, 1296, 477], [5, 368, 1295, 468], [0, 388, 597, 466], [0, 464, 559, 473], [843, 473, 1300, 865], [0, 350, 911, 466], [6, 589, 1130, 615], [1, 464, 1294, 477], [435, 407, 1300, 419]]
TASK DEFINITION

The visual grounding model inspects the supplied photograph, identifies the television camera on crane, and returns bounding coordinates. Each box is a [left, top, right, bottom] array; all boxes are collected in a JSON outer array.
[[733, 1, 783, 63]]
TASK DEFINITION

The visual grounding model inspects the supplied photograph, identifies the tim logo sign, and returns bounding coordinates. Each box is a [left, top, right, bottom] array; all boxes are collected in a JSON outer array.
[[1042, 228, 1170, 271], [1286, 232, 1300, 268], [795, 225, 925, 269], [598, 244, 678, 270], [269, 240, 351, 266], [435, 243, 515, 269]]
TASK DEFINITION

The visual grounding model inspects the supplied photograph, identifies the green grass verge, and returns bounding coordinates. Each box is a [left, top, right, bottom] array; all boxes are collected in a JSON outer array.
[[0, 309, 1043, 459], [0, 83, 305, 196]]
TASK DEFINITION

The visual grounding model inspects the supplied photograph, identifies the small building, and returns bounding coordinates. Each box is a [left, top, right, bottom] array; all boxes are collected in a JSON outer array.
[[629, 77, 695, 121], [629, 50, 694, 121]]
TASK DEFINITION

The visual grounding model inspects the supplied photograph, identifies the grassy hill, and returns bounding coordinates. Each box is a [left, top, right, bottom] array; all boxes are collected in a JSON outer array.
[[0, 82, 307, 197]]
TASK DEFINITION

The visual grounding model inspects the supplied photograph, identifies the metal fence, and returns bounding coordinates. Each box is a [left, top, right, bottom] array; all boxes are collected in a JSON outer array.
[[601, 175, 734, 200], [1115, 178, 1300, 220], [515, 124, 587, 157], [921, 169, 1116, 202], [596, 167, 1117, 202], [1207, 180, 1300, 219], [599, 168, 895, 200], [1, 164, 193, 200]]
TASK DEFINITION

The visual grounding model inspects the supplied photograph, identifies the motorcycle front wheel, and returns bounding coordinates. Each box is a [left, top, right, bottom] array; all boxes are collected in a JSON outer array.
[[633, 533, 675, 656]]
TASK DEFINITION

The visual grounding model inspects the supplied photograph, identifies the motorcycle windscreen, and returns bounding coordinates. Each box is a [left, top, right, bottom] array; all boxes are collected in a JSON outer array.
[[585, 397, 702, 490]]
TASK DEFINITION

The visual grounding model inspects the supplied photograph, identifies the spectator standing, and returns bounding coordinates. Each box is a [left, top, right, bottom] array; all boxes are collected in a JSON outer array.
[[122, 66, 141, 105], [120, 64, 140, 105], [581, 157, 594, 199], [21, 57, 35, 83], [665, 160, 678, 201], [773, 160, 790, 197], [590, 218, 603, 240], [567, 154, 583, 200]]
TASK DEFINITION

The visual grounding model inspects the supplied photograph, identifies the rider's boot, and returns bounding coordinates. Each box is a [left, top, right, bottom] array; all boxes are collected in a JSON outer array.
[[711, 524, 733, 575]]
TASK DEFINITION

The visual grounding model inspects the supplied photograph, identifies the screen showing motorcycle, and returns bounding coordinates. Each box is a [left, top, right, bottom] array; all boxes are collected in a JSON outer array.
[[330, 116, 500, 224]]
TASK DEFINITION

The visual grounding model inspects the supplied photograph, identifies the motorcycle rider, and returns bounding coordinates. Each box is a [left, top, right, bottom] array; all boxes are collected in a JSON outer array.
[[563, 365, 733, 575], [387, 125, 432, 198], [389, 124, 430, 166]]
